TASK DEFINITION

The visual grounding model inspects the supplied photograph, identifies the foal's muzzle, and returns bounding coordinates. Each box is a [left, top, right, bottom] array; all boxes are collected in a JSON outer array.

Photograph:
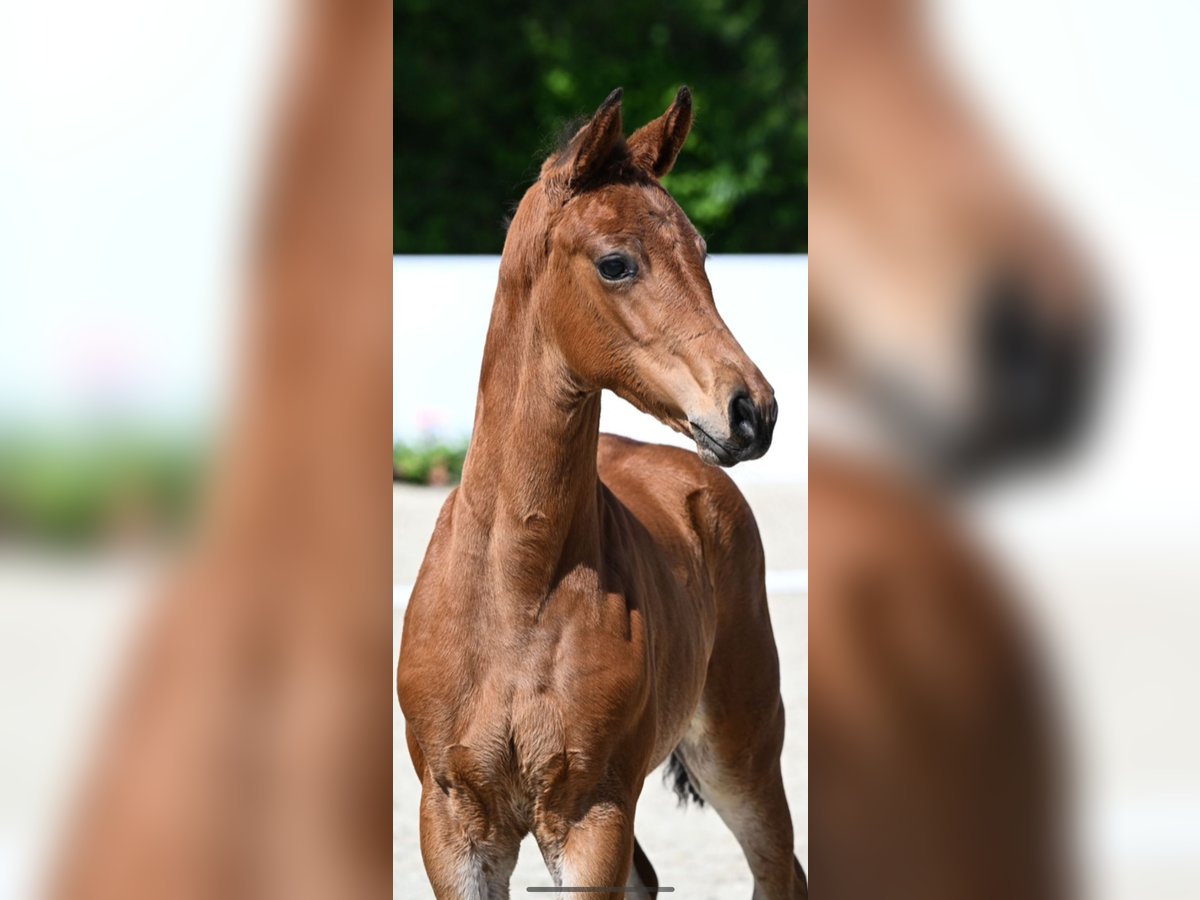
[[691, 390, 777, 467]]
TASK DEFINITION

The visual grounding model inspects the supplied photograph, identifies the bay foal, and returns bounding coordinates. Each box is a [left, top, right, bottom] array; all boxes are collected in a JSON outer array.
[[397, 88, 807, 898]]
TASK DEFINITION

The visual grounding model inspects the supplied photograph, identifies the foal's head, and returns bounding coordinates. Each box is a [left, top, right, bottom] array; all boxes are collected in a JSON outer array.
[[501, 87, 775, 466]]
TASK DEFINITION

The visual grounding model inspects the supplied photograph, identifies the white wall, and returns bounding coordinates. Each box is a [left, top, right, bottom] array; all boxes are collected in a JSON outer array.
[[393, 255, 808, 485]]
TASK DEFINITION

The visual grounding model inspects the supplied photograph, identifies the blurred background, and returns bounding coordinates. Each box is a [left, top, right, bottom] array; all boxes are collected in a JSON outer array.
[[809, 2, 1200, 899], [933, 3, 1200, 896], [0, 2, 290, 895], [0, 0, 287, 550]]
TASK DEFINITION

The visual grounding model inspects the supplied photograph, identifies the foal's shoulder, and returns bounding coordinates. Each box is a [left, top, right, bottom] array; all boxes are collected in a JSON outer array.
[[597, 433, 761, 568], [598, 432, 719, 477], [596, 432, 748, 509]]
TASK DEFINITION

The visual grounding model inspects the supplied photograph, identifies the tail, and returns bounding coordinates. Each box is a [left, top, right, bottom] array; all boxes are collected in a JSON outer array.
[[631, 838, 659, 897], [796, 856, 809, 898], [664, 750, 705, 807]]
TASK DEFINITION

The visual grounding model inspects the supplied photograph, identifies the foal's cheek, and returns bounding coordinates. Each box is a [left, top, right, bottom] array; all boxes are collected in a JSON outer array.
[[610, 293, 661, 346]]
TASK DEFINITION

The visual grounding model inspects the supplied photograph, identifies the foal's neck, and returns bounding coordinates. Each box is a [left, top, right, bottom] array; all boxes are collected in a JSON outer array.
[[455, 274, 603, 597]]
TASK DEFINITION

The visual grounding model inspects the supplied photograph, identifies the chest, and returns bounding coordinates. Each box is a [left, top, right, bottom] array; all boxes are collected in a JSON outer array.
[[397, 498, 715, 792]]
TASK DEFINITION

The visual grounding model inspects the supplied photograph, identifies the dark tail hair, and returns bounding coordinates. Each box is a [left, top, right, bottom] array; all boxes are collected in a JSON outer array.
[[664, 750, 705, 807]]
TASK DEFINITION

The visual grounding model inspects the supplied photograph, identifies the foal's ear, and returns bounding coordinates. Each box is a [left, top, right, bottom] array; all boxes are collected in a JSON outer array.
[[627, 86, 694, 178], [545, 88, 625, 197]]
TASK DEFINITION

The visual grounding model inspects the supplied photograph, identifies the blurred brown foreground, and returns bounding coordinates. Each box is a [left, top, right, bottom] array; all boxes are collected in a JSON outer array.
[[809, 0, 1101, 897], [47, 1, 393, 898]]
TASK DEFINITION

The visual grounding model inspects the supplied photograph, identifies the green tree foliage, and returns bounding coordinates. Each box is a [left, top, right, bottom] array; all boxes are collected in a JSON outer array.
[[395, 0, 806, 254]]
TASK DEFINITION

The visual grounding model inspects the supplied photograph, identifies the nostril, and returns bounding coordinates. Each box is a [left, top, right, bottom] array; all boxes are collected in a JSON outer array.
[[978, 273, 1088, 448], [729, 392, 758, 443], [981, 276, 1042, 382]]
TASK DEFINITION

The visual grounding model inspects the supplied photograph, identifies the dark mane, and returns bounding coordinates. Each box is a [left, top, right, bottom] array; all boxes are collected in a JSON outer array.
[[540, 112, 649, 191]]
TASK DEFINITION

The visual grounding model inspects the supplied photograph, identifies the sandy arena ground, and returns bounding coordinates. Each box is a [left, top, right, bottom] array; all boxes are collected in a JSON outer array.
[[392, 483, 809, 898]]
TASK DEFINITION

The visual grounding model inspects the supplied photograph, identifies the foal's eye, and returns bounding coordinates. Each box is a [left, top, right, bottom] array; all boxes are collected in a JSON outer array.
[[596, 254, 637, 283]]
